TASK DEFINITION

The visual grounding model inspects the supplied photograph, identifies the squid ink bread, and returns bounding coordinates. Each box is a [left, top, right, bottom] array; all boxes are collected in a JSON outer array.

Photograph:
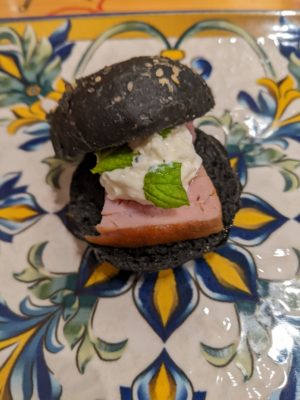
[[49, 56, 241, 272], [50, 56, 214, 159]]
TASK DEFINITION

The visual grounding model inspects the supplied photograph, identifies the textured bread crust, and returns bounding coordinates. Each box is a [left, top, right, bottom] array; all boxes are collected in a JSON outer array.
[[49, 56, 214, 159], [67, 129, 241, 271]]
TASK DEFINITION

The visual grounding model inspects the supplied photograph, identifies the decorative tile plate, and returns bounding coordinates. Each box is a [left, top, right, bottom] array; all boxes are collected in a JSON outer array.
[[0, 11, 300, 400]]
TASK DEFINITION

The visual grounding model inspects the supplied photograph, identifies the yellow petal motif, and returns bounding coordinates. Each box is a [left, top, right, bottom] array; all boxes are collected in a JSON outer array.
[[258, 76, 300, 127], [31, 101, 46, 118], [234, 207, 275, 230], [0, 326, 38, 400], [8, 101, 46, 134], [0, 205, 38, 221], [154, 270, 178, 327], [160, 49, 185, 61], [149, 363, 176, 400], [47, 91, 62, 101], [7, 79, 64, 134], [204, 252, 251, 294], [257, 77, 280, 100], [230, 157, 238, 170], [0, 55, 21, 79], [276, 113, 300, 128], [7, 118, 41, 134], [11, 105, 37, 119], [55, 78, 66, 93], [47, 79, 66, 101], [84, 262, 119, 287]]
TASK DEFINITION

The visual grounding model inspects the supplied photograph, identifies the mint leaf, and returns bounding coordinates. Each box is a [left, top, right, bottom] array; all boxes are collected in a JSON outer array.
[[159, 128, 172, 138], [143, 162, 189, 208], [91, 145, 139, 174]]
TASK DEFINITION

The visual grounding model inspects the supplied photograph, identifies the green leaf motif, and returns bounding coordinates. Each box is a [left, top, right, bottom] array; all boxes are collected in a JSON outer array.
[[15, 242, 48, 283], [0, 71, 24, 94], [77, 333, 95, 374], [248, 148, 285, 166], [42, 157, 74, 189], [159, 128, 172, 138], [63, 296, 96, 349], [63, 296, 128, 373], [23, 25, 37, 63], [197, 111, 251, 149], [62, 294, 80, 321], [15, 242, 77, 300], [41, 56, 62, 89], [235, 338, 254, 381], [91, 145, 138, 174], [143, 162, 189, 208], [30, 275, 76, 301], [23, 37, 53, 82], [76, 332, 128, 373], [279, 170, 299, 192], [14, 267, 42, 283], [16, 242, 129, 375], [275, 158, 300, 192], [200, 342, 238, 367], [0, 26, 23, 52], [294, 248, 300, 278], [94, 337, 128, 361]]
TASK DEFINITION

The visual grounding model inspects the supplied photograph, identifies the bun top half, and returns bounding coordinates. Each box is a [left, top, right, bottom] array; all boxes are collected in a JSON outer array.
[[49, 56, 214, 159]]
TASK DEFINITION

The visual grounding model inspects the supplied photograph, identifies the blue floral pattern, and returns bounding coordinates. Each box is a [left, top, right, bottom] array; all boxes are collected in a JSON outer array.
[[134, 267, 199, 341], [0, 21, 73, 107], [277, 16, 300, 87], [230, 193, 288, 246], [120, 350, 206, 400], [0, 172, 44, 242]]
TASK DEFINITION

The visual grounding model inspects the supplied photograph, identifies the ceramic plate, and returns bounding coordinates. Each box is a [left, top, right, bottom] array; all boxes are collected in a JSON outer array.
[[0, 11, 300, 400]]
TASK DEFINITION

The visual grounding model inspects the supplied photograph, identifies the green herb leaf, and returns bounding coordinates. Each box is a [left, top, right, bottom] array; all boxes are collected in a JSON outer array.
[[91, 145, 138, 174], [143, 162, 189, 208], [159, 128, 172, 138]]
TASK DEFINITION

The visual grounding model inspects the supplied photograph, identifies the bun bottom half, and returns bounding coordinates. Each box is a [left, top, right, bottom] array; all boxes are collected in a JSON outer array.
[[67, 129, 241, 271]]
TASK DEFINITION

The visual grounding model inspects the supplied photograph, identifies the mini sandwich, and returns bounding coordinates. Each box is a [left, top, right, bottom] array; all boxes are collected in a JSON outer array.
[[49, 56, 240, 271]]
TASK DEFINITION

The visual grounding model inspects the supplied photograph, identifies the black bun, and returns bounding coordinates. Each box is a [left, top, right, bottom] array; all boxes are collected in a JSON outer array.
[[49, 56, 214, 159], [67, 129, 241, 272]]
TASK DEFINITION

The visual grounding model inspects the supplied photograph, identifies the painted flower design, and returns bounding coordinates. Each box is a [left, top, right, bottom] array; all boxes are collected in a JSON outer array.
[[6, 79, 65, 151], [120, 349, 206, 400], [196, 112, 269, 187], [0, 297, 63, 400], [195, 242, 258, 302], [7, 79, 65, 133], [134, 267, 199, 341], [9, 239, 260, 397], [198, 76, 300, 191], [239, 76, 300, 140], [16, 243, 134, 374], [0, 21, 73, 107], [231, 193, 288, 246], [132, 243, 259, 343], [238, 76, 300, 190], [0, 172, 44, 242]]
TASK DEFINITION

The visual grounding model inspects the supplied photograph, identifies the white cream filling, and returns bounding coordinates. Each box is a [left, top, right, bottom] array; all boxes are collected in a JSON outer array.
[[100, 124, 202, 205]]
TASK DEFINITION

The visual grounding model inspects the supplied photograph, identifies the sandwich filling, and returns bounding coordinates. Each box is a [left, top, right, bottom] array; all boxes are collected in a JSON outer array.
[[87, 124, 224, 247], [93, 124, 201, 208]]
